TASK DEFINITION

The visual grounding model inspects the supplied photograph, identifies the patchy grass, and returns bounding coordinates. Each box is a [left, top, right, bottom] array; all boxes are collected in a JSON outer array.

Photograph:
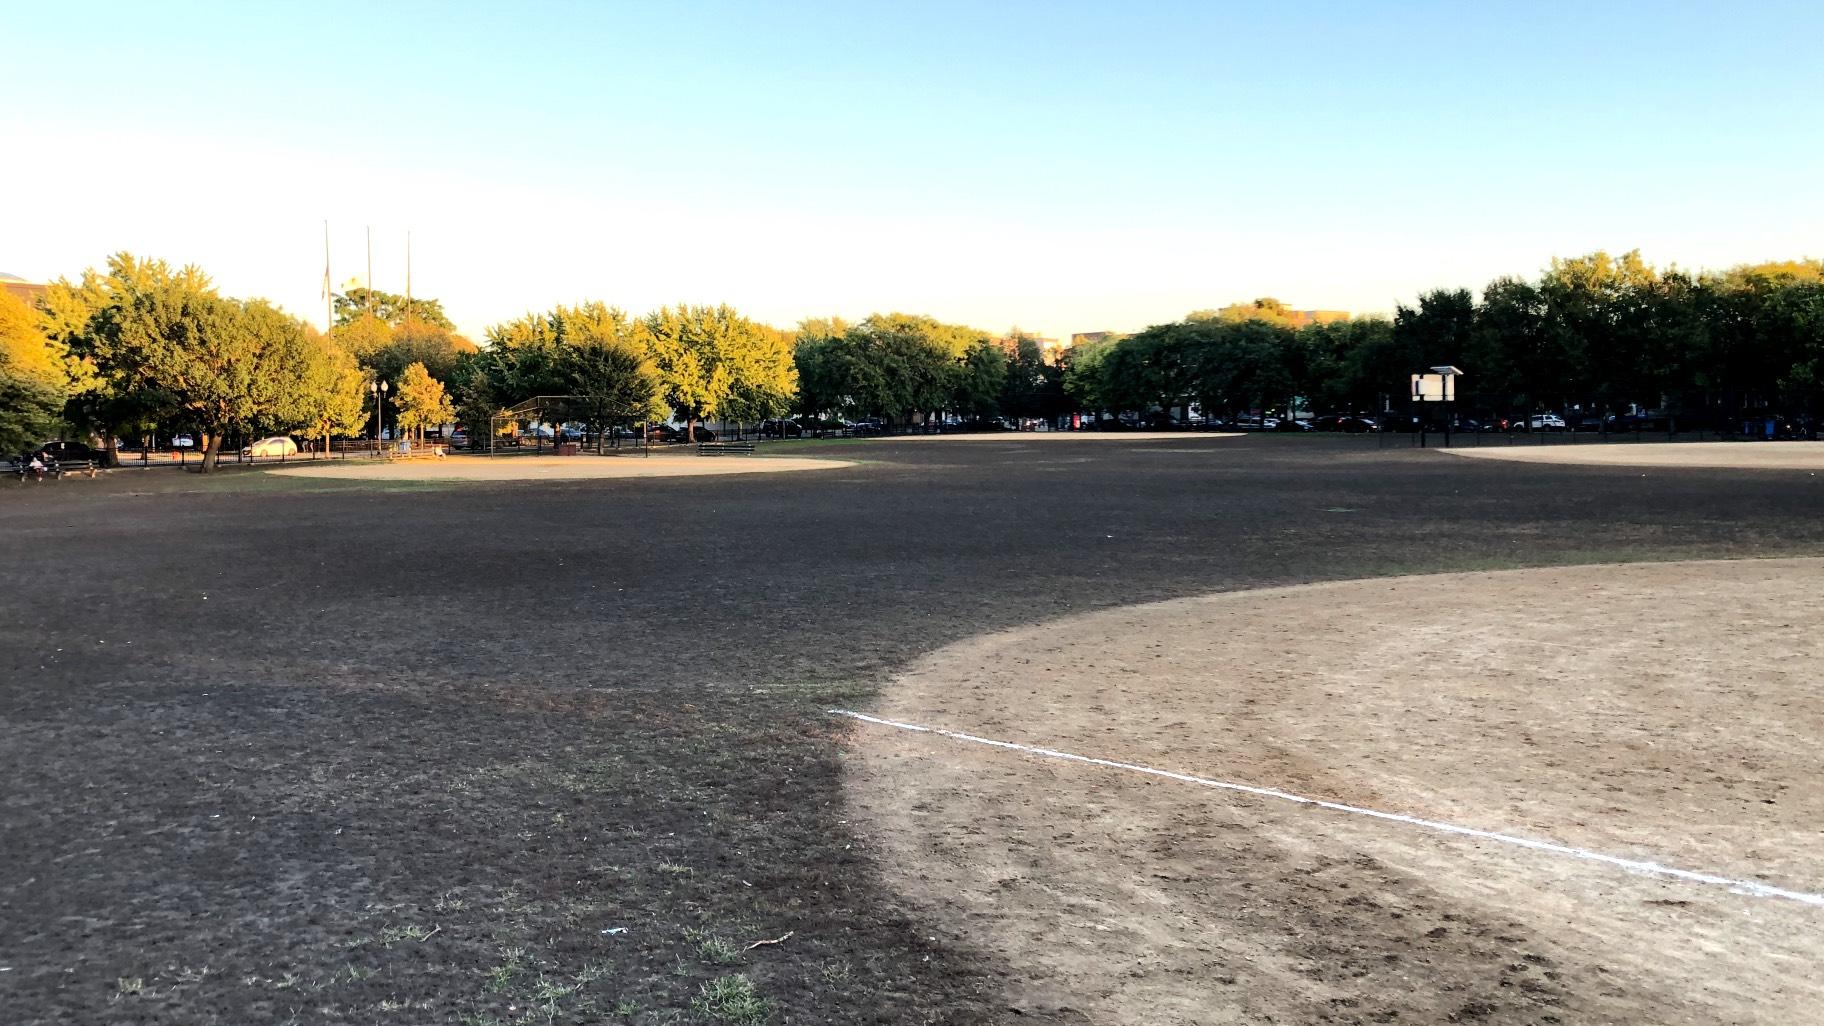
[[685, 927, 743, 965], [692, 974, 770, 1025]]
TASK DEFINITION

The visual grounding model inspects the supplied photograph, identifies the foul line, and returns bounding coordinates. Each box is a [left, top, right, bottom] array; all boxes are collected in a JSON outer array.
[[829, 708, 1824, 909]]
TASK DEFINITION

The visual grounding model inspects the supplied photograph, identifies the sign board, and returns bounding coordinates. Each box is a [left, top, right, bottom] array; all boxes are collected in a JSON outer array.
[[1410, 373, 1454, 402]]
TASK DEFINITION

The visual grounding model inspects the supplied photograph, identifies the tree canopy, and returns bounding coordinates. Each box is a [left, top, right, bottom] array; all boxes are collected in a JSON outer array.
[[333, 287, 454, 330], [0, 290, 67, 452], [44, 252, 367, 470]]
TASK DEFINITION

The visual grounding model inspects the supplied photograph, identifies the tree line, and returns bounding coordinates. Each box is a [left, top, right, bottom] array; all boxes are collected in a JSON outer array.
[[3, 253, 461, 471], [7, 249, 1820, 467], [1070, 253, 1824, 430]]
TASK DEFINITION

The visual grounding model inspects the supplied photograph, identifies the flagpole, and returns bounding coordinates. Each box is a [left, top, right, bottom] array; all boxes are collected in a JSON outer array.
[[323, 221, 333, 333], [405, 229, 412, 327], [365, 226, 373, 317]]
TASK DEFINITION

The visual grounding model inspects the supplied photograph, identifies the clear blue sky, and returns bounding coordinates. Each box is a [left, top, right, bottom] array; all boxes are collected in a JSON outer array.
[[5, 1, 1821, 341]]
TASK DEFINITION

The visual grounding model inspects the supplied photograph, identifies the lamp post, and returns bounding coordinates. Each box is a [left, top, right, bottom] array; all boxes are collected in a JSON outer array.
[[370, 380, 389, 452]]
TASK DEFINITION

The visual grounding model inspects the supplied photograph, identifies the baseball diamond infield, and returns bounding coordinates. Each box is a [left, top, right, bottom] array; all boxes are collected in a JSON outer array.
[[1442, 440, 1824, 471], [848, 558, 1824, 1026]]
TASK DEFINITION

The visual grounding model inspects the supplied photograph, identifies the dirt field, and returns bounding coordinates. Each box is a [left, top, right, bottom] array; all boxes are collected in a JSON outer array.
[[848, 558, 1824, 1024], [271, 452, 854, 481], [1443, 440, 1824, 470], [3, 435, 1822, 1024], [872, 431, 1242, 442]]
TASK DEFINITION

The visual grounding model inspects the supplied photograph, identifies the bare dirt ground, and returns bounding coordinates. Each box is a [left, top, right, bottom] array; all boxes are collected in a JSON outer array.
[[1443, 440, 1824, 470], [269, 452, 854, 481], [878, 431, 1241, 442], [848, 558, 1824, 1026], [6, 436, 1824, 1024]]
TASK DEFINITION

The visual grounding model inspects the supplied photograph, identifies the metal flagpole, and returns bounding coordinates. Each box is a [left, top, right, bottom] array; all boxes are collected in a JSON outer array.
[[365, 226, 373, 316], [322, 221, 333, 333]]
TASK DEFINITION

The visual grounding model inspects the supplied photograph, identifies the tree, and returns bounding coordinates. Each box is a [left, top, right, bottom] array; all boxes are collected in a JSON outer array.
[[47, 254, 266, 471], [0, 371, 64, 454], [333, 313, 394, 365], [41, 253, 209, 464], [0, 290, 68, 453], [999, 333, 1063, 422], [545, 303, 666, 444], [464, 304, 668, 447], [129, 291, 268, 472], [560, 334, 667, 449], [642, 304, 793, 440], [393, 361, 454, 442], [954, 338, 1008, 419], [1062, 334, 1118, 416], [275, 329, 368, 453], [1216, 297, 1298, 327], [333, 288, 454, 330]]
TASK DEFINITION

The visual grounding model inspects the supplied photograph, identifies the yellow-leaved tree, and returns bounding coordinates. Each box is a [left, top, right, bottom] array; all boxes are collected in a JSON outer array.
[[0, 289, 69, 453], [392, 361, 454, 442]]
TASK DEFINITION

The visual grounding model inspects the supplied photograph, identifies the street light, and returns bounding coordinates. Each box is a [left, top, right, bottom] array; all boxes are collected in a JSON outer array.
[[369, 380, 389, 451]]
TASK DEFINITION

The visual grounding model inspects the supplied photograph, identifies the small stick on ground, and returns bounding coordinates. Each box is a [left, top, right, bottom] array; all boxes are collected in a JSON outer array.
[[743, 931, 793, 951]]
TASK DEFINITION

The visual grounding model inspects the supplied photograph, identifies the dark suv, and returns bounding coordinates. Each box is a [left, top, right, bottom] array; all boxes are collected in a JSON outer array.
[[38, 440, 105, 463]]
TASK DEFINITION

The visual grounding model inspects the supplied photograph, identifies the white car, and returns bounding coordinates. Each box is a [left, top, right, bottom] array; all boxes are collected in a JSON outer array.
[[242, 436, 299, 458], [172, 435, 196, 448]]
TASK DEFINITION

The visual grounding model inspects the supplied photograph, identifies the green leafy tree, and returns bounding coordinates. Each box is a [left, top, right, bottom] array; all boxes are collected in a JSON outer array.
[[1216, 297, 1298, 327], [48, 254, 277, 471], [999, 333, 1064, 422], [953, 338, 1009, 419], [333, 288, 454, 330], [274, 329, 368, 452], [642, 304, 793, 440], [1061, 334, 1118, 416], [41, 253, 212, 464]]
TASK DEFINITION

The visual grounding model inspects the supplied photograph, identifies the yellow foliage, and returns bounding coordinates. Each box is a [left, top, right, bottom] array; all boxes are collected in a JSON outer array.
[[0, 290, 66, 385]]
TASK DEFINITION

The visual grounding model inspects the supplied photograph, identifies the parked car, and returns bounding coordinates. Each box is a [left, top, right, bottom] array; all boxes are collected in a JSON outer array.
[[450, 430, 470, 447], [849, 419, 887, 437], [1510, 413, 1567, 431], [37, 440, 105, 462], [242, 436, 299, 458], [172, 435, 197, 448], [759, 419, 803, 438]]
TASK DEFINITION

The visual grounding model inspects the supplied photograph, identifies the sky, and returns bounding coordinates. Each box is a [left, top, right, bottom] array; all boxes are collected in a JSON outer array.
[[4, 1, 1822, 343]]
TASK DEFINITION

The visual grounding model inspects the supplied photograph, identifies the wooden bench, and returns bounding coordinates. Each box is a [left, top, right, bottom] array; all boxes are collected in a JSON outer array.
[[697, 441, 756, 456]]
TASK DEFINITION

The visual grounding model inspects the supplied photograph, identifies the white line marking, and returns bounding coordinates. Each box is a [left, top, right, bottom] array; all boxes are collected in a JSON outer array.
[[830, 708, 1824, 909]]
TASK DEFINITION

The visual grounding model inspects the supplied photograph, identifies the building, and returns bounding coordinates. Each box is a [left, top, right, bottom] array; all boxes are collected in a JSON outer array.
[[1284, 309, 1350, 328], [0, 272, 49, 307], [991, 331, 1061, 358]]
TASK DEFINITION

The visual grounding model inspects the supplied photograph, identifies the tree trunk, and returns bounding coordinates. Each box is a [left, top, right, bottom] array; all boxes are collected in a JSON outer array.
[[200, 432, 223, 473]]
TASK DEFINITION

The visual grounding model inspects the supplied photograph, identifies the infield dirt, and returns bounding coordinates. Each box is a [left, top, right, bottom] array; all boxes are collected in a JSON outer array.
[[849, 558, 1824, 1025]]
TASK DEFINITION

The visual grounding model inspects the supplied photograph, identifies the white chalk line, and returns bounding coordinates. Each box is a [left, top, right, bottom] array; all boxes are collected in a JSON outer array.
[[830, 708, 1824, 909]]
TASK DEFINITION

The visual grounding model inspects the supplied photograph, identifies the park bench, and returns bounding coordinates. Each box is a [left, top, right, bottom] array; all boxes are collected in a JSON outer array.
[[8, 457, 99, 481], [697, 441, 756, 456]]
